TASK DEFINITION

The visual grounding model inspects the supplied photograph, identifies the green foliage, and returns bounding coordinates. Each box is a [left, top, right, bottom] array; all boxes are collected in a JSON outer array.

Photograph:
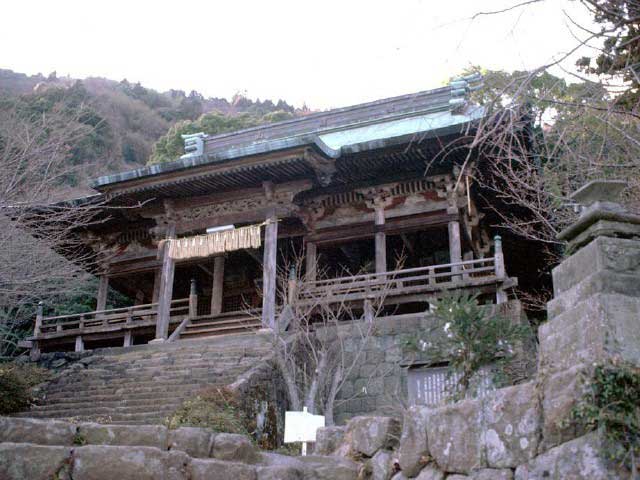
[[148, 109, 294, 165], [575, 0, 640, 109], [407, 294, 531, 398], [165, 387, 249, 435], [571, 363, 640, 470], [0, 363, 52, 414]]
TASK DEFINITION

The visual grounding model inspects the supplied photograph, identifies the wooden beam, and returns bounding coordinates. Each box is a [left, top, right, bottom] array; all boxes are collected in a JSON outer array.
[[210, 256, 225, 315], [306, 241, 317, 281], [261, 209, 278, 328], [155, 226, 176, 340], [374, 201, 387, 274], [448, 219, 462, 279], [96, 275, 109, 312]]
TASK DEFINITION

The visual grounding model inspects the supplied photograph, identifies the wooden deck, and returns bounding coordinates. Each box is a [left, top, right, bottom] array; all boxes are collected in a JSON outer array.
[[296, 257, 511, 306], [28, 257, 511, 353]]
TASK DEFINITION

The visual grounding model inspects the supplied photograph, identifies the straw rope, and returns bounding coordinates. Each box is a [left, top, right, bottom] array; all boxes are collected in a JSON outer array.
[[167, 223, 263, 260]]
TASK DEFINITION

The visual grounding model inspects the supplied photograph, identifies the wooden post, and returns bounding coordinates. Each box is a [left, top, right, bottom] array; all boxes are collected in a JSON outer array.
[[155, 227, 176, 341], [134, 290, 145, 306], [31, 302, 43, 360], [494, 235, 508, 304], [261, 209, 278, 329], [374, 201, 387, 274], [306, 241, 317, 282], [448, 220, 462, 281], [210, 256, 225, 316], [152, 268, 162, 304], [123, 330, 133, 347], [75, 335, 84, 352], [364, 299, 374, 323], [287, 266, 297, 304], [34, 301, 43, 336], [96, 275, 109, 314], [189, 278, 198, 318]]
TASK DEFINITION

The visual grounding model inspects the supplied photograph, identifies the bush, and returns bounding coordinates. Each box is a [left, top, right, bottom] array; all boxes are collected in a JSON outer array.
[[0, 363, 52, 414], [165, 387, 249, 435]]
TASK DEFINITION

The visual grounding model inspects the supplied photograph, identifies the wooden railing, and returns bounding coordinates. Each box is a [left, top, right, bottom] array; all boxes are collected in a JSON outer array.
[[296, 257, 503, 305], [35, 298, 190, 337]]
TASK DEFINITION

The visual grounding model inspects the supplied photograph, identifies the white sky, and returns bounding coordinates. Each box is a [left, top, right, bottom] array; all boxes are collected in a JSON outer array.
[[1, 0, 594, 110]]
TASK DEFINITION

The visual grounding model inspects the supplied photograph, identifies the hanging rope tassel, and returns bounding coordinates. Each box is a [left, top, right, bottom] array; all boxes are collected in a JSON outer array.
[[167, 223, 263, 260]]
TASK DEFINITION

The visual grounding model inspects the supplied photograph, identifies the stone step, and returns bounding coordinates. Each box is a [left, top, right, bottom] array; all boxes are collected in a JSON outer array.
[[41, 383, 233, 401], [40, 381, 230, 402], [181, 323, 262, 339], [19, 402, 182, 418]]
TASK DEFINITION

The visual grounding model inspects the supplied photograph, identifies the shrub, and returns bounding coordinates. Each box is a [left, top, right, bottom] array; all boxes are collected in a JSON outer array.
[[571, 363, 640, 471], [406, 293, 532, 399], [165, 387, 249, 435], [0, 363, 52, 414]]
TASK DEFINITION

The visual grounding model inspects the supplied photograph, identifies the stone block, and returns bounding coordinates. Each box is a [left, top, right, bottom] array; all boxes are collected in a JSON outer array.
[[470, 468, 513, 480], [257, 465, 302, 480], [72, 445, 189, 480], [540, 365, 591, 450], [212, 433, 258, 463], [296, 455, 359, 480], [482, 382, 540, 468], [514, 432, 621, 479], [0, 443, 72, 480], [0, 417, 76, 446], [190, 458, 257, 480], [369, 449, 394, 480], [347, 416, 401, 457], [551, 237, 640, 297], [78, 422, 168, 449], [540, 293, 640, 370], [397, 406, 431, 477], [168, 426, 214, 458], [426, 398, 483, 474], [414, 464, 444, 480], [314, 426, 346, 455]]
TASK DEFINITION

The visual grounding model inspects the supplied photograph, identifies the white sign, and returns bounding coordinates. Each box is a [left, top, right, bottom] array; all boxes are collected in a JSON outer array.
[[284, 407, 325, 445]]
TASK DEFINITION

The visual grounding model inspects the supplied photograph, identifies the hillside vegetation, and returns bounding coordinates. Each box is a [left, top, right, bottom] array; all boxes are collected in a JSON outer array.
[[0, 69, 307, 189]]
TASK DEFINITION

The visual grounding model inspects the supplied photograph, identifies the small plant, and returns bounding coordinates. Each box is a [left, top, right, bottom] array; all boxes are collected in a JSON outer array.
[[0, 363, 52, 414], [406, 293, 531, 399], [570, 363, 640, 473], [165, 387, 249, 436], [72, 432, 87, 446]]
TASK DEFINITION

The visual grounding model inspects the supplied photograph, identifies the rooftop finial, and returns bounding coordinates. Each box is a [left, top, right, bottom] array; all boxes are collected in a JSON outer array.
[[449, 73, 483, 110], [180, 132, 207, 160]]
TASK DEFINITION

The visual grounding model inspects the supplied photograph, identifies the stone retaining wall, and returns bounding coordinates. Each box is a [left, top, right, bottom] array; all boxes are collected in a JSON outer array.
[[0, 416, 359, 480]]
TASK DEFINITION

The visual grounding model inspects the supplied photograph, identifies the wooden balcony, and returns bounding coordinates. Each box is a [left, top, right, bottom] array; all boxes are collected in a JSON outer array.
[[295, 257, 514, 307], [28, 298, 190, 351]]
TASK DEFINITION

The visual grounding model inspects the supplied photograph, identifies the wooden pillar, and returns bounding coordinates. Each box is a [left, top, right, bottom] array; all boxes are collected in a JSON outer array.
[[189, 278, 198, 318], [152, 268, 162, 303], [306, 242, 317, 281], [134, 290, 145, 306], [75, 335, 84, 352], [210, 256, 225, 315], [448, 220, 462, 280], [155, 227, 176, 340], [261, 209, 278, 329], [123, 330, 133, 347], [33, 301, 43, 337], [494, 235, 508, 304], [96, 275, 109, 311], [287, 266, 298, 304], [374, 201, 386, 274]]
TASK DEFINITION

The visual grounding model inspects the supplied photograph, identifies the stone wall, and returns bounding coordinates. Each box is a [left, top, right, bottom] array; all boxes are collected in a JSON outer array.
[[334, 300, 529, 424], [0, 416, 359, 480], [312, 181, 639, 479]]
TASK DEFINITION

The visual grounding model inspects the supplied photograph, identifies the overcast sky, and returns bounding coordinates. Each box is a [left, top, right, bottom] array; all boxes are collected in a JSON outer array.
[[2, 0, 593, 110]]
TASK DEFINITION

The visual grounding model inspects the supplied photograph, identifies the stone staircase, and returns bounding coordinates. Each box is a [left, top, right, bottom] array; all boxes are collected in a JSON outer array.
[[179, 311, 262, 340], [18, 333, 273, 425]]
